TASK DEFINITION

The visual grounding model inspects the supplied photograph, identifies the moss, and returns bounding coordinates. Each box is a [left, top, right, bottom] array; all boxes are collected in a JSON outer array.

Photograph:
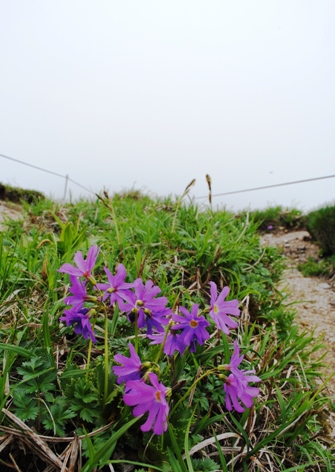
[[0, 183, 45, 204]]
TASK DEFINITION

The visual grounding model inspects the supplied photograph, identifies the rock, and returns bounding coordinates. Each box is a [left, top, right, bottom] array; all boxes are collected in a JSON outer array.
[[318, 283, 331, 290]]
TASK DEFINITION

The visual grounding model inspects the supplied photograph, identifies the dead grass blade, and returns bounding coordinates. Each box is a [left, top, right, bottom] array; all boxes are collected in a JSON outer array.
[[2, 408, 64, 470]]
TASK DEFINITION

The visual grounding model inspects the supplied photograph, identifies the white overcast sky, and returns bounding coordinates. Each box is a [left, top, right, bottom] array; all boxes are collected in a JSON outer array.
[[1, 1, 335, 212]]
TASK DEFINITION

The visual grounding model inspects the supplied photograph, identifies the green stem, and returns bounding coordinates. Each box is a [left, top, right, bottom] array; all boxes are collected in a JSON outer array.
[[85, 339, 93, 379], [109, 200, 121, 247], [103, 305, 109, 404], [171, 179, 196, 232], [171, 198, 182, 233], [169, 369, 214, 417], [85, 308, 99, 379], [134, 312, 139, 354], [154, 322, 172, 364]]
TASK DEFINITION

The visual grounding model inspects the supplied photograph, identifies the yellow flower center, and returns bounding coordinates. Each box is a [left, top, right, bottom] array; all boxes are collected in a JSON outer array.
[[155, 391, 161, 402], [190, 320, 198, 328], [214, 304, 218, 313]]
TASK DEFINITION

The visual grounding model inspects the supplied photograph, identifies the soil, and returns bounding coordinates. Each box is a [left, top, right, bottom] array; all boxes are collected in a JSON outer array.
[[261, 229, 335, 438], [0, 201, 23, 230]]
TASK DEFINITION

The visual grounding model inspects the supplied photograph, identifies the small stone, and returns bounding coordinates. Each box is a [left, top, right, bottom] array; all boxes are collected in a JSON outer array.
[[318, 283, 331, 290]]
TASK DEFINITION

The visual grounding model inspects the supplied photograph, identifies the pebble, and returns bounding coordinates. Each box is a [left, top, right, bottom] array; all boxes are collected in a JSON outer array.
[[318, 282, 331, 290]]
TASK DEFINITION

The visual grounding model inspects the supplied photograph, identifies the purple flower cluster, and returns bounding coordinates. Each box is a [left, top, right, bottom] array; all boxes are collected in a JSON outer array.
[[58, 245, 261, 434], [113, 344, 169, 435], [59, 244, 99, 279], [224, 340, 261, 412], [60, 307, 97, 343], [124, 372, 169, 435], [59, 245, 100, 342], [118, 279, 172, 335], [209, 282, 240, 334], [96, 264, 135, 306], [148, 282, 240, 357]]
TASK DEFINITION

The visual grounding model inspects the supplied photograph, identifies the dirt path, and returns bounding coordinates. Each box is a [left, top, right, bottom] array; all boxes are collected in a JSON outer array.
[[261, 230, 335, 435], [0, 201, 23, 230]]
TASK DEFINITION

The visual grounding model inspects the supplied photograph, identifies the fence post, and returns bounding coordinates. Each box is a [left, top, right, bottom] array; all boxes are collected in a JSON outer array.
[[63, 175, 69, 201]]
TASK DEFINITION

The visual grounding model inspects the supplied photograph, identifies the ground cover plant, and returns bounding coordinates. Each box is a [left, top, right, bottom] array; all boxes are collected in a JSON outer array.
[[0, 189, 334, 471], [306, 206, 335, 257], [247, 206, 306, 232], [0, 181, 45, 204], [297, 257, 335, 278]]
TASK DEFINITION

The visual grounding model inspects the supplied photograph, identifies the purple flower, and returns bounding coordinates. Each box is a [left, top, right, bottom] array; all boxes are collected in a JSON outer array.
[[123, 372, 169, 435], [113, 343, 143, 384], [96, 264, 134, 306], [148, 330, 186, 356], [227, 339, 245, 376], [118, 279, 171, 335], [209, 282, 240, 334], [60, 306, 96, 343], [64, 275, 88, 307], [171, 304, 210, 353], [58, 244, 99, 279], [224, 340, 261, 412]]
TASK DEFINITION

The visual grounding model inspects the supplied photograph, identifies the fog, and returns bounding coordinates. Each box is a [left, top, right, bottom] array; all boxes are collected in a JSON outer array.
[[1, 1, 334, 212]]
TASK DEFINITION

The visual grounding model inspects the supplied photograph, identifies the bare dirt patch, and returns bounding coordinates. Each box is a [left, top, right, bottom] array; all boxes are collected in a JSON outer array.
[[0, 201, 23, 231], [261, 229, 335, 437]]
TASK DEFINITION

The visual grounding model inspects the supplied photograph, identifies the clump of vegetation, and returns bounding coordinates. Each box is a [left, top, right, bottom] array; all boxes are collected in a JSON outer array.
[[248, 205, 306, 231], [0, 182, 45, 204], [297, 256, 334, 278], [0, 190, 333, 471], [306, 205, 335, 257]]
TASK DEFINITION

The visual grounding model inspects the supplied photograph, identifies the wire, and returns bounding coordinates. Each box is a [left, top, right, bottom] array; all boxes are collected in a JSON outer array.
[[196, 174, 335, 199], [1, 152, 95, 195], [2, 151, 335, 200], [0, 152, 66, 179], [67, 177, 96, 195]]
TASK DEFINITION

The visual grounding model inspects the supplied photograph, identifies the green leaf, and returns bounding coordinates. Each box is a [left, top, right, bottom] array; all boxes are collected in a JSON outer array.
[[81, 416, 140, 472], [0, 343, 32, 358], [167, 425, 188, 472]]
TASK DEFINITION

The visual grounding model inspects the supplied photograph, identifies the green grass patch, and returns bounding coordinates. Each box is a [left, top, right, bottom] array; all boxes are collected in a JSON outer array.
[[0, 191, 333, 471], [297, 256, 334, 278], [248, 205, 306, 231], [307, 205, 335, 256]]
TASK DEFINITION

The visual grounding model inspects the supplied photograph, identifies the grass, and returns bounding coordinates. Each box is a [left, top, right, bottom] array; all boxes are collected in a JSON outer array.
[[307, 205, 335, 257], [0, 182, 45, 204], [247, 205, 306, 232], [297, 257, 335, 278], [0, 191, 334, 471]]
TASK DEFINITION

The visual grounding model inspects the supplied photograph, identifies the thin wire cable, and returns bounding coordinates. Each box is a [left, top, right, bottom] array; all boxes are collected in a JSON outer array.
[[0, 152, 66, 178], [1, 152, 95, 195], [196, 174, 335, 199], [2, 151, 334, 200], [67, 177, 95, 195]]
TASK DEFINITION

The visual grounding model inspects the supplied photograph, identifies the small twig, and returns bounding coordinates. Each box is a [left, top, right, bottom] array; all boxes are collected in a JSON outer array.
[[9, 453, 23, 472], [2, 409, 63, 469], [0, 434, 12, 453]]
